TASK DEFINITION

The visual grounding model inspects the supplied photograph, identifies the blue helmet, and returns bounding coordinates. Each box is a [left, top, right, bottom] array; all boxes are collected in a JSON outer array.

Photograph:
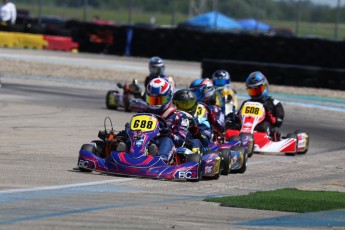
[[189, 78, 215, 104], [146, 78, 172, 114], [246, 71, 269, 99], [212, 70, 231, 87], [149, 56, 165, 76]]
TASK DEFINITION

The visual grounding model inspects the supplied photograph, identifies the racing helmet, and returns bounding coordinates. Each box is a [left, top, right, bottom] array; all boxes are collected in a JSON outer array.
[[189, 78, 215, 104], [246, 71, 269, 99], [172, 89, 197, 115], [149, 56, 165, 76], [212, 70, 231, 87], [146, 78, 172, 114]]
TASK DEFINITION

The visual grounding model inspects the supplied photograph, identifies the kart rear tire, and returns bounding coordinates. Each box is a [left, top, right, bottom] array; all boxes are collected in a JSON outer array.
[[230, 146, 248, 174], [187, 154, 202, 182], [79, 144, 96, 172], [285, 133, 297, 156], [124, 94, 134, 112], [294, 130, 309, 154], [106, 91, 118, 110], [219, 149, 231, 176]]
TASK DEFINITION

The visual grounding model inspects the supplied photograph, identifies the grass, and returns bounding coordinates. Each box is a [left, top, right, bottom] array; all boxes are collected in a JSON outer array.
[[204, 188, 345, 213], [16, 3, 345, 41]]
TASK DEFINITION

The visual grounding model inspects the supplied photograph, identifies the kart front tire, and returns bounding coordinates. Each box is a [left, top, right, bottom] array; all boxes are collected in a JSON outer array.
[[239, 133, 254, 158], [78, 144, 96, 172], [230, 146, 248, 174], [294, 130, 309, 154], [219, 148, 231, 176]]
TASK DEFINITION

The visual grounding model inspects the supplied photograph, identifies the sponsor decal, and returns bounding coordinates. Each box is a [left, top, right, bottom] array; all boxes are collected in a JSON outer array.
[[175, 170, 196, 179], [205, 166, 213, 174], [78, 159, 95, 170]]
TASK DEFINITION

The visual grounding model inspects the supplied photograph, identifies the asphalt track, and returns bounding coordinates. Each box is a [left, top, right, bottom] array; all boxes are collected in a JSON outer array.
[[0, 50, 345, 230]]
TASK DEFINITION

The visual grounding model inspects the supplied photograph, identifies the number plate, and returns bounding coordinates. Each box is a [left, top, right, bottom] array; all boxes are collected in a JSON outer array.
[[130, 115, 158, 132], [241, 105, 264, 117]]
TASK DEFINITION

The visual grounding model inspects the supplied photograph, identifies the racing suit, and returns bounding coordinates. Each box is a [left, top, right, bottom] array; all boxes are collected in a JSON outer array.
[[226, 96, 284, 139], [194, 103, 225, 144], [152, 105, 189, 162]]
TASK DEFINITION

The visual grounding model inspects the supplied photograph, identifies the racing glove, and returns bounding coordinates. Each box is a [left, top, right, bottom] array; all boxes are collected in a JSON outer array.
[[266, 111, 277, 124], [160, 127, 172, 137], [189, 126, 200, 138]]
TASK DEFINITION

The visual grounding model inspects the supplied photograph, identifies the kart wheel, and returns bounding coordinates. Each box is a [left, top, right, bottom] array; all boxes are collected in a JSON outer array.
[[219, 149, 231, 176], [187, 154, 202, 182], [91, 140, 106, 158], [229, 135, 241, 142], [106, 91, 118, 110], [79, 144, 96, 172], [285, 133, 297, 156], [124, 94, 134, 112], [230, 146, 248, 174], [239, 133, 254, 158], [294, 130, 309, 154]]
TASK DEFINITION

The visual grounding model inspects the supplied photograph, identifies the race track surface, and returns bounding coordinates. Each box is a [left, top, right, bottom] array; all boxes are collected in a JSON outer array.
[[0, 49, 345, 230]]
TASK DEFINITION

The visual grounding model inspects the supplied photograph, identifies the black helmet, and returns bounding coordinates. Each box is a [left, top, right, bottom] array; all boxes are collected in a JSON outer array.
[[172, 89, 197, 114]]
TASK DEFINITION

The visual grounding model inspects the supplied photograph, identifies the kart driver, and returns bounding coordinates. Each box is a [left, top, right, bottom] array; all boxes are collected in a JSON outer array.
[[212, 69, 238, 115], [144, 56, 176, 89], [226, 71, 285, 140], [144, 78, 189, 163], [172, 89, 212, 150], [189, 78, 225, 138]]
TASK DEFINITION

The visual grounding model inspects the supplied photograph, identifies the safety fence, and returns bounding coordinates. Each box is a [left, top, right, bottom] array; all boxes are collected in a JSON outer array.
[[1, 19, 345, 90]]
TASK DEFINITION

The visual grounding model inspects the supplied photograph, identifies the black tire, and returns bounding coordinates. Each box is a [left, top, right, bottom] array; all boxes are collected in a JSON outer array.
[[230, 146, 248, 174], [219, 148, 231, 176], [294, 130, 309, 154], [124, 94, 134, 112], [229, 135, 241, 142], [106, 91, 118, 110], [78, 144, 96, 172], [187, 154, 202, 182], [285, 133, 297, 156], [239, 133, 254, 158], [91, 140, 106, 158]]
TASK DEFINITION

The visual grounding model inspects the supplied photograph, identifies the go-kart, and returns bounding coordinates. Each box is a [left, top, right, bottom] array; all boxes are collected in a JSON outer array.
[[185, 111, 248, 175], [214, 86, 238, 116], [77, 113, 230, 181], [106, 81, 144, 112], [225, 101, 309, 156]]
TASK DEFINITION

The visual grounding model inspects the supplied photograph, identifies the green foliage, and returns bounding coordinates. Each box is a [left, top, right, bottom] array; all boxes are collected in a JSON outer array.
[[13, 0, 345, 22], [204, 188, 345, 213]]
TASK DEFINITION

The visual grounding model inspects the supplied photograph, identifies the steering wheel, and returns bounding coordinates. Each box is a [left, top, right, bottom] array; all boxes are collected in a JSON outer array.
[[152, 114, 168, 130]]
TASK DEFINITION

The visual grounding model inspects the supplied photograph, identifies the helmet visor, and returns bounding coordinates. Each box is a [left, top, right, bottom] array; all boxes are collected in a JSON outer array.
[[213, 79, 228, 86], [174, 99, 196, 114], [146, 94, 170, 106], [190, 87, 203, 100], [247, 84, 267, 98]]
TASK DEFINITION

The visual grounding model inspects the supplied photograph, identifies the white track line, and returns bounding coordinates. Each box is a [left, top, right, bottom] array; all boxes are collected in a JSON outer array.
[[0, 178, 135, 195]]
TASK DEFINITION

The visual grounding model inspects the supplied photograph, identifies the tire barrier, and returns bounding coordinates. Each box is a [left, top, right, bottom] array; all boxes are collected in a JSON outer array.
[[2, 18, 345, 89], [0, 31, 78, 52], [43, 35, 78, 52], [0, 31, 47, 49], [201, 59, 345, 90]]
